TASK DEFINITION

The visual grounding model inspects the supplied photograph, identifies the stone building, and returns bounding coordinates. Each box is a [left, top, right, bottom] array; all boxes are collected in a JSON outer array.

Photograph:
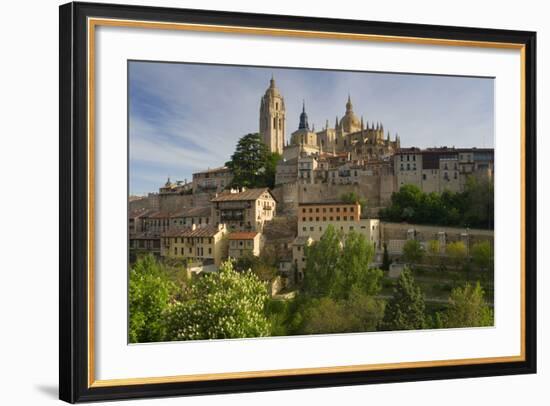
[[296, 201, 380, 248], [192, 167, 233, 194], [170, 206, 212, 229], [259, 76, 286, 154], [228, 231, 265, 259], [129, 232, 161, 261], [291, 235, 313, 277], [394, 147, 494, 194], [211, 188, 277, 232], [161, 224, 228, 266]]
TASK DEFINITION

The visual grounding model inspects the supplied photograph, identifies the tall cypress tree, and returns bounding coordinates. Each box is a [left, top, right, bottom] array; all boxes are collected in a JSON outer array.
[[380, 268, 426, 331]]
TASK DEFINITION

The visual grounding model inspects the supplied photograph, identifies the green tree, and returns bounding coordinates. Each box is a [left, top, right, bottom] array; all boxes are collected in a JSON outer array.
[[166, 261, 271, 340], [402, 239, 424, 265], [380, 268, 426, 331], [378, 179, 493, 230], [426, 239, 440, 266], [300, 293, 384, 335], [471, 241, 494, 271], [382, 242, 391, 271], [233, 251, 277, 281], [225, 133, 280, 189], [334, 231, 382, 299], [302, 225, 343, 297], [441, 282, 493, 328], [129, 255, 176, 343], [446, 241, 467, 268]]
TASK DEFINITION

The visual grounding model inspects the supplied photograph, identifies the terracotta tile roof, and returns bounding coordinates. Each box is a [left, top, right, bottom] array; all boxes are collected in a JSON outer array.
[[129, 208, 154, 219], [228, 232, 259, 240], [163, 225, 224, 238], [171, 206, 211, 218], [211, 188, 276, 203], [129, 232, 161, 239], [146, 211, 171, 219]]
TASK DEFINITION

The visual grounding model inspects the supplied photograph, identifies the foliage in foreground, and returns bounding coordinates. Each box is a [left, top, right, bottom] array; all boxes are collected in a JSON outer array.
[[129, 255, 176, 343], [303, 226, 383, 299], [166, 261, 271, 341], [380, 268, 426, 331], [437, 282, 493, 328]]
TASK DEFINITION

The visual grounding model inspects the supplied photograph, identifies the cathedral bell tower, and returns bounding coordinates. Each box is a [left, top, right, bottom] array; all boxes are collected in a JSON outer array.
[[259, 76, 286, 154]]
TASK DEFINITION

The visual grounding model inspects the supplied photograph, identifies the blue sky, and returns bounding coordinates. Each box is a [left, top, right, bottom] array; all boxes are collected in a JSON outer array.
[[129, 61, 494, 195]]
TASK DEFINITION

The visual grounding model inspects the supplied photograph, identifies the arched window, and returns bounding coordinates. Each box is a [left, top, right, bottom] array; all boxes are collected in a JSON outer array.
[[273, 117, 277, 129]]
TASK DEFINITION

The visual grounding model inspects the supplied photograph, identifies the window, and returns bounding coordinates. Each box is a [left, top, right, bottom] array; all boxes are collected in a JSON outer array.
[[302, 208, 306, 213], [349, 226, 354, 230], [316, 217, 319, 221], [336, 216, 340, 221], [302, 227, 306, 231], [309, 208, 313, 213], [350, 207, 354, 212], [400, 163, 404, 170], [323, 208, 327, 213], [315, 208, 319, 213], [330, 217, 333, 221], [336, 208, 340, 212], [407, 163, 410, 170], [407, 155, 410, 161], [189, 247, 192, 253], [208, 248, 212, 255], [302, 217, 306, 222], [310, 226, 314, 231], [423, 174, 426, 180], [329, 208, 333, 212], [343, 216, 347, 221], [323, 217, 326, 221], [413, 155, 416, 161], [309, 217, 313, 222]]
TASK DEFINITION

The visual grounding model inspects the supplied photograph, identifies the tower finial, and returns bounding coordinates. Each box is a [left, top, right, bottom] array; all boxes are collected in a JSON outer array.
[[346, 94, 353, 112], [270, 74, 275, 88]]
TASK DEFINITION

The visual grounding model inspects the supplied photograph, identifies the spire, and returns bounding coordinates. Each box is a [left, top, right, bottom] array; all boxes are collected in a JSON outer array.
[[312, 123, 315, 132], [346, 94, 353, 112], [270, 74, 275, 88], [361, 115, 364, 130], [298, 100, 309, 130], [335, 115, 339, 128], [325, 119, 329, 130], [387, 131, 390, 141]]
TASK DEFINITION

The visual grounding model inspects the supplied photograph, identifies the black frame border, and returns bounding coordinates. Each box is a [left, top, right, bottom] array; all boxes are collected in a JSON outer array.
[[59, 1, 537, 403]]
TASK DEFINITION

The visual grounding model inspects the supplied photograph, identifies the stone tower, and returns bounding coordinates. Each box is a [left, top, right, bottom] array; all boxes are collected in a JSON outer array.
[[259, 76, 286, 154]]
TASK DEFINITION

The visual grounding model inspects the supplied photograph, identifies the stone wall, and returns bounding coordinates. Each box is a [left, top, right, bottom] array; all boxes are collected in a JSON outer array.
[[381, 222, 494, 251]]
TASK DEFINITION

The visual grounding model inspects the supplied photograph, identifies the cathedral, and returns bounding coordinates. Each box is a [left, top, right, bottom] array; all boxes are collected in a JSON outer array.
[[258, 76, 400, 162]]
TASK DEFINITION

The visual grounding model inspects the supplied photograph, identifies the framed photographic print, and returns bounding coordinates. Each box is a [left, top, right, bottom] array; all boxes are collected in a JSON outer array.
[[59, 1, 537, 403]]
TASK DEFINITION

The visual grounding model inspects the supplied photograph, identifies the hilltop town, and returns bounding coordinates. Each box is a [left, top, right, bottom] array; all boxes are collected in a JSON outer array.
[[129, 77, 494, 295]]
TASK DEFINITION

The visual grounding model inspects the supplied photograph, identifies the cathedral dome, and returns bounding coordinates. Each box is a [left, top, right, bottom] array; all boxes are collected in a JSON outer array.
[[339, 95, 361, 133]]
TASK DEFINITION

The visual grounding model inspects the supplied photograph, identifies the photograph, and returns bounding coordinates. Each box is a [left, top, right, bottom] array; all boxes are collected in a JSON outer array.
[[127, 61, 495, 343]]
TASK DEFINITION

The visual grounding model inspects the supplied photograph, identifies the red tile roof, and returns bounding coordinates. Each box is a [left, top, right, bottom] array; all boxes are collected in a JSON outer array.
[[211, 188, 276, 203], [228, 232, 259, 240], [163, 225, 224, 238]]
